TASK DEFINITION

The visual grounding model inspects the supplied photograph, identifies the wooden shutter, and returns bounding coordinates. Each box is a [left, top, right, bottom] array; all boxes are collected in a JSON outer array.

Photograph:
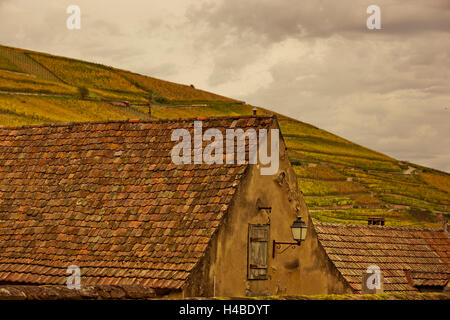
[[248, 224, 270, 280]]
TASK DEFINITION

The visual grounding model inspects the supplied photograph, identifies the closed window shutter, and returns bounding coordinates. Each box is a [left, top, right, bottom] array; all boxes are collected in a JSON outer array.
[[248, 224, 269, 280]]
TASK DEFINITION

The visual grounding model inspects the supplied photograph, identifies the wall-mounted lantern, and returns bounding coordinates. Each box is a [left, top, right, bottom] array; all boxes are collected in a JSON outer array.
[[273, 216, 307, 258]]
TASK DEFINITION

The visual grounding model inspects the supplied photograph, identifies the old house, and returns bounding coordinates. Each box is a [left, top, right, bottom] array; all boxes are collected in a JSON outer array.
[[0, 115, 448, 298]]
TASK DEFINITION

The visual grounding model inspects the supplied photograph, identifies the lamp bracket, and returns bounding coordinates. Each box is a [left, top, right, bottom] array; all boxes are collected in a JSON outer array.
[[272, 240, 300, 258]]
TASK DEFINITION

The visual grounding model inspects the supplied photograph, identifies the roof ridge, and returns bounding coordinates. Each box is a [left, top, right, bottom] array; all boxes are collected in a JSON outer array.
[[0, 115, 276, 131], [312, 221, 446, 233]]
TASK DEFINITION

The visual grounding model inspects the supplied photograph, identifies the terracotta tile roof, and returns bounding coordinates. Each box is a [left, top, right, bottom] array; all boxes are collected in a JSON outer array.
[[314, 222, 450, 293], [0, 116, 275, 291]]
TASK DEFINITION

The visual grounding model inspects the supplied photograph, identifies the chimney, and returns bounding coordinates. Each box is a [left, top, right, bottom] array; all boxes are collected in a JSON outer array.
[[368, 217, 385, 226], [252, 107, 257, 116], [444, 220, 449, 235], [148, 100, 152, 118]]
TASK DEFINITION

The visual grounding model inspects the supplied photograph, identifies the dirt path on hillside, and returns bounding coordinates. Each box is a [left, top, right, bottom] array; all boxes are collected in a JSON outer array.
[[0, 90, 73, 98]]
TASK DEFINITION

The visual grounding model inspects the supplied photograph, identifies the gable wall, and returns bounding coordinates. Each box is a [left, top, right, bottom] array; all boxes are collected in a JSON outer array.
[[183, 120, 352, 297]]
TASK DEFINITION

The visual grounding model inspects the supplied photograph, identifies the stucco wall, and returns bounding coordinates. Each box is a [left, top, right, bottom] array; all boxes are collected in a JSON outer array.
[[183, 120, 352, 297]]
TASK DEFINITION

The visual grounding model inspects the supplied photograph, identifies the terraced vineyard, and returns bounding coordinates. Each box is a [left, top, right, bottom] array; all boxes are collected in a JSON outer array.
[[28, 53, 146, 93], [0, 47, 61, 82], [0, 70, 77, 95], [118, 70, 239, 103], [0, 44, 448, 228]]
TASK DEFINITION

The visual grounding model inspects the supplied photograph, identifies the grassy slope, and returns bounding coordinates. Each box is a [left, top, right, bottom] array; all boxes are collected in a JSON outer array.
[[0, 44, 448, 228], [218, 292, 450, 300]]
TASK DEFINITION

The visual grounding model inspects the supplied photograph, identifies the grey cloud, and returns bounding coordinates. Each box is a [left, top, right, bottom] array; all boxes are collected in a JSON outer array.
[[90, 19, 123, 37], [187, 0, 450, 95], [240, 38, 450, 171], [141, 63, 178, 78], [189, 0, 450, 42], [188, 0, 363, 41], [207, 42, 266, 86]]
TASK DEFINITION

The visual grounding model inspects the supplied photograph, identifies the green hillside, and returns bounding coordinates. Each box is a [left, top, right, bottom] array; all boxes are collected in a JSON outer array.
[[0, 44, 448, 228]]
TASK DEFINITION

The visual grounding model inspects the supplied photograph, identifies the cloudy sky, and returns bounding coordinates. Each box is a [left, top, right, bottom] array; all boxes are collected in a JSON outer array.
[[1, 0, 449, 171]]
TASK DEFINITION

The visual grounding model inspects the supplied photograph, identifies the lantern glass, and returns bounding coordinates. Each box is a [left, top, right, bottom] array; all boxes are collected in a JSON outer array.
[[290, 216, 307, 242]]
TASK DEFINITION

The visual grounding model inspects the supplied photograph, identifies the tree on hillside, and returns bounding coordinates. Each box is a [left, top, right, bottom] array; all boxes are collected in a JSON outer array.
[[78, 86, 89, 100]]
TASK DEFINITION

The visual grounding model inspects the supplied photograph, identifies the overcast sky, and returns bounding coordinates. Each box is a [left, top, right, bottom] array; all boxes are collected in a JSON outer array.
[[1, 0, 449, 172]]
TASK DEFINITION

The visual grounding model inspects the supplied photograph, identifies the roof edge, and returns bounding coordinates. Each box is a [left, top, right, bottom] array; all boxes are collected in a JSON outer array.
[[0, 284, 163, 300], [0, 115, 277, 131], [312, 220, 447, 233]]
